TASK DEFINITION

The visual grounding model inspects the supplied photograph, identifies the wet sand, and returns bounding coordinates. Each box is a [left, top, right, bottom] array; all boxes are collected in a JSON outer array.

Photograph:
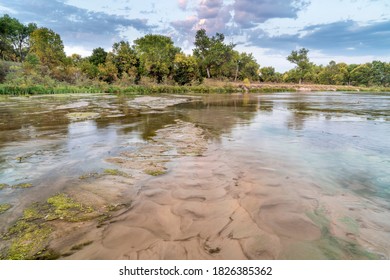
[[50, 121, 389, 260]]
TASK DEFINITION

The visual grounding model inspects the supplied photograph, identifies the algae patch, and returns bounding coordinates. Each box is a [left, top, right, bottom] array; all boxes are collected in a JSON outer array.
[[103, 169, 130, 177], [0, 204, 12, 214], [0, 193, 98, 260], [1, 203, 53, 260], [79, 169, 130, 180], [12, 183, 33, 189], [46, 193, 94, 222], [144, 167, 167, 176]]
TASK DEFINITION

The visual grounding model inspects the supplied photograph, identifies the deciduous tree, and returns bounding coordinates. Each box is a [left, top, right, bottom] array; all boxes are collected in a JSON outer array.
[[287, 48, 311, 84]]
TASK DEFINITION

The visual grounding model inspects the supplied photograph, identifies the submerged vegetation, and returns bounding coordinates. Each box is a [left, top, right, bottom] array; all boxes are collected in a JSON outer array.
[[1, 14, 389, 95], [306, 207, 380, 259]]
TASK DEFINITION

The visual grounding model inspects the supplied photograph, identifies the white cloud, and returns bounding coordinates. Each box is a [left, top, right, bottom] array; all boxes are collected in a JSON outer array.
[[64, 45, 92, 57]]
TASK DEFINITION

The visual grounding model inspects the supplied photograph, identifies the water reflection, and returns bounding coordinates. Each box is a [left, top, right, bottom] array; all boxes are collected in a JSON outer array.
[[0, 92, 389, 205]]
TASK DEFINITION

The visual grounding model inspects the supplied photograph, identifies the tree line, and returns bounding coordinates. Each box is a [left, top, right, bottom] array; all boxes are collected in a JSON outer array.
[[1, 14, 389, 87]]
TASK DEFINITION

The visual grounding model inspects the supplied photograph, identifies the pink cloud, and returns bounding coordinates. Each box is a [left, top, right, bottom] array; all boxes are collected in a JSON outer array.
[[178, 0, 188, 10]]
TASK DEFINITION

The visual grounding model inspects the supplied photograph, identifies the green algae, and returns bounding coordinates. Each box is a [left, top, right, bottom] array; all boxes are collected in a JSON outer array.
[[0, 183, 9, 190], [46, 193, 94, 222], [144, 169, 167, 176], [0, 193, 98, 259], [2, 203, 53, 260], [11, 183, 33, 189], [103, 169, 130, 177], [0, 203, 12, 214], [79, 169, 130, 180]]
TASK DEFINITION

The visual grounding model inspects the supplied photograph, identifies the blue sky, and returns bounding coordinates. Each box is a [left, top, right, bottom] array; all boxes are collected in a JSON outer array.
[[1, 0, 389, 72]]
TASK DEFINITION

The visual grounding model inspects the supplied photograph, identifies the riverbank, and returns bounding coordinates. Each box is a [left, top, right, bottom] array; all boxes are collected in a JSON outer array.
[[1, 80, 389, 95]]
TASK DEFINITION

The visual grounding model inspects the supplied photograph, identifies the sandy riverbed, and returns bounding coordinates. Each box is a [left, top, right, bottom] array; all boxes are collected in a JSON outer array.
[[49, 121, 389, 260]]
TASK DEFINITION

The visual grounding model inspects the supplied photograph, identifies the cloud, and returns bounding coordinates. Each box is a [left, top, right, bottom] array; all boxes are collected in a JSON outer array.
[[178, 0, 188, 11], [196, 0, 232, 33], [1, 0, 154, 50], [233, 0, 309, 28], [247, 20, 390, 57], [170, 0, 310, 42], [298, 20, 390, 55], [170, 0, 232, 46]]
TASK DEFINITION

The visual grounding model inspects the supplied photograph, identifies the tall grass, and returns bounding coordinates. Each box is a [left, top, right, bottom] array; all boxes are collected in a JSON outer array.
[[1, 83, 388, 96], [0, 84, 244, 95]]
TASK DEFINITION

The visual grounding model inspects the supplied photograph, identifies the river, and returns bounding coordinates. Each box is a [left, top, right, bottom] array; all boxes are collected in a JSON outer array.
[[0, 92, 389, 259]]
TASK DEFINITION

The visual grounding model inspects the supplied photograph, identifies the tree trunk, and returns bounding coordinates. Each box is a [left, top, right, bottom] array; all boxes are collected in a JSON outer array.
[[206, 67, 211, 79], [234, 64, 239, 82]]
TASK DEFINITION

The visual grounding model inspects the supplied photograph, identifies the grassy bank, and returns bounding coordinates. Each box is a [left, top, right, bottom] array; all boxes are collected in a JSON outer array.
[[0, 81, 389, 95], [0, 84, 239, 95]]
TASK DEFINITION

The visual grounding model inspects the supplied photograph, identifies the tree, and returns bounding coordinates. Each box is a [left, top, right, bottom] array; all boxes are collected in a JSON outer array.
[[29, 27, 66, 69], [236, 52, 260, 81], [95, 53, 118, 83], [193, 29, 212, 78], [350, 63, 372, 86], [89, 47, 107, 66], [260, 66, 282, 82], [287, 48, 311, 84], [134, 34, 180, 83], [371, 60, 389, 86], [173, 53, 199, 85], [0, 14, 36, 61], [193, 29, 235, 79], [111, 41, 140, 81]]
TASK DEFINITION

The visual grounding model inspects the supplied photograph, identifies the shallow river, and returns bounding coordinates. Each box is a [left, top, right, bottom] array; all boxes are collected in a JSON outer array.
[[0, 92, 389, 259]]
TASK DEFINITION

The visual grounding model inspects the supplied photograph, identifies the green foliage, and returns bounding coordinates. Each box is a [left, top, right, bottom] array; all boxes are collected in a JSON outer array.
[[193, 29, 236, 79], [236, 52, 260, 81], [1, 14, 390, 90], [112, 41, 140, 82], [134, 34, 180, 83], [173, 53, 200, 85], [97, 53, 118, 83], [0, 14, 37, 61], [260, 66, 281, 82], [29, 27, 66, 69], [287, 48, 312, 84], [89, 47, 107, 66]]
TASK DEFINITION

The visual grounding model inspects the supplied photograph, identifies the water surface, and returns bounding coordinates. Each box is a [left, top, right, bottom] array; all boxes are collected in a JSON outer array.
[[0, 92, 389, 259]]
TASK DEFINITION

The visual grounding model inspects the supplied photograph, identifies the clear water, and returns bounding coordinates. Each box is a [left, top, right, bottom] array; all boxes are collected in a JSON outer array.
[[0, 92, 389, 258]]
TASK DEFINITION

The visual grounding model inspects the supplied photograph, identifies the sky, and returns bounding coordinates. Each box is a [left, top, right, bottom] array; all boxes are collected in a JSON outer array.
[[1, 0, 389, 72]]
